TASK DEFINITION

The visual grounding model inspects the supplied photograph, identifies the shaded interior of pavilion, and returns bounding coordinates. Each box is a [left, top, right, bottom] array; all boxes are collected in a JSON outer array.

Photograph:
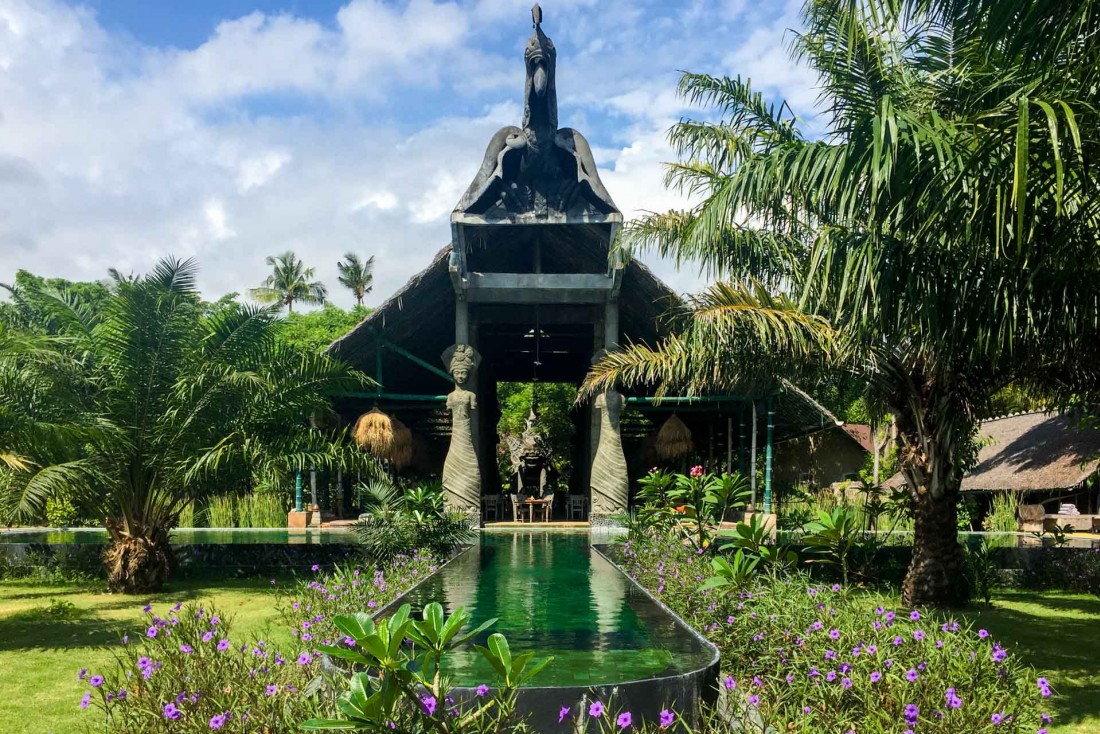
[[327, 246, 842, 524]]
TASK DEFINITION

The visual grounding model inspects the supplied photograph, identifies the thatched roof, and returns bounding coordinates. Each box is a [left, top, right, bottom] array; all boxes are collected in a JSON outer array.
[[886, 411, 1100, 492]]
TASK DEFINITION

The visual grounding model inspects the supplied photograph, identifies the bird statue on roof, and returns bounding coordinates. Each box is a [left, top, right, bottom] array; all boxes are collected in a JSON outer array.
[[455, 5, 618, 218]]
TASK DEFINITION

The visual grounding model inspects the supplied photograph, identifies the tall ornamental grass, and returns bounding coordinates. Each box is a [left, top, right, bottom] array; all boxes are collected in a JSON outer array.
[[238, 492, 286, 528], [984, 491, 1021, 534], [619, 532, 1055, 733], [206, 496, 235, 528]]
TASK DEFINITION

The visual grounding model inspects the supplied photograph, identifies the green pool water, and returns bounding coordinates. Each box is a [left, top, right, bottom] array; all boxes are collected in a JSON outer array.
[[384, 531, 715, 687]]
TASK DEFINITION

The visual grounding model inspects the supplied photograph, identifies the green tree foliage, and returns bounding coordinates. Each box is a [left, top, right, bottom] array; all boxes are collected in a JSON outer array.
[[277, 303, 371, 354], [0, 270, 110, 334], [2, 258, 376, 592], [249, 251, 327, 313], [586, 0, 1100, 607], [336, 252, 375, 306]]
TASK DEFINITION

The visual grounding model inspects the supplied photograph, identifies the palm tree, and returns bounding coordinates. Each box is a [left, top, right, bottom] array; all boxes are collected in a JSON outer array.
[[250, 251, 327, 313], [5, 258, 376, 592], [585, 0, 1100, 607], [336, 252, 375, 306]]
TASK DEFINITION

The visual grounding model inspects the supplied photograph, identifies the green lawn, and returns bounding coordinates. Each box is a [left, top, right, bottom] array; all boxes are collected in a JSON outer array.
[[1, 579, 1097, 734], [0, 577, 291, 734], [960, 591, 1100, 734]]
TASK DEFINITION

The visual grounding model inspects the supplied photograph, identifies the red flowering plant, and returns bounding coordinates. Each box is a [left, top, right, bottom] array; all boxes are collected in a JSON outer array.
[[635, 467, 750, 552]]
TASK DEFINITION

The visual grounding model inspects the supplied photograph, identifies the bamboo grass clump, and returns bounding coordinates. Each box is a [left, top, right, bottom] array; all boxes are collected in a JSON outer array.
[[655, 413, 693, 460]]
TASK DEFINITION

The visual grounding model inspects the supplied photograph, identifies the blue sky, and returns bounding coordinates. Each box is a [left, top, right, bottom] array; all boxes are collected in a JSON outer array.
[[0, 0, 817, 306]]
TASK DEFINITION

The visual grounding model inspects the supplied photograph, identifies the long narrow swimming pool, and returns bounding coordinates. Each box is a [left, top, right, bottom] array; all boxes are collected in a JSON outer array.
[[379, 531, 718, 729]]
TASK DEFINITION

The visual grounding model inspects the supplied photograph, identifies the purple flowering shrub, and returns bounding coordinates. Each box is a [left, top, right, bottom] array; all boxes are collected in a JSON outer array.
[[77, 553, 441, 732], [619, 531, 1056, 733], [78, 601, 327, 732], [279, 550, 439, 649]]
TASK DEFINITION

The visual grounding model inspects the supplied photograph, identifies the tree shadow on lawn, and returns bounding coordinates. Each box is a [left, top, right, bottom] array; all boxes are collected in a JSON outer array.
[[0, 609, 130, 652], [964, 596, 1100, 729]]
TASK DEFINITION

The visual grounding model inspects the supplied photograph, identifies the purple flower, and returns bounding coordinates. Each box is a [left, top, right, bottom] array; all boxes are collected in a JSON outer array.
[[905, 704, 919, 722], [143, 604, 152, 613], [180, 644, 193, 654], [297, 652, 311, 665], [906, 669, 919, 682], [842, 677, 852, 689], [723, 675, 736, 690], [893, 636, 904, 646], [909, 610, 921, 621], [870, 671, 882, 683], [311, 564, 320, 572], [78, 668, 88, 681], [146, 626, 158, 639], [831, 584, 841, 592], [588, 701, 605, 718], [978, 629, 989, 639], [217, 639, 230, 652], [829, 629, 840, 640], [659, 710, 675, 728], [747, 695, 760, 708], [421, 695, 437, 716], [914, 630, 925, 641], [476, 684, 490, 697], [559, 706, 571, 723], [209, 713, 227, 730], [991, 712, 1004, 724], [617, 711, 633, 729], [80, 692, 91, 710], [89, 675, 104, 688], [265, 684, 278, 697], [163, 702, 182, 720]]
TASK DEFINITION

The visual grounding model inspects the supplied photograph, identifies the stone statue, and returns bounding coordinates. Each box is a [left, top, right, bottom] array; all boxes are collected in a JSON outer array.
[[506, 407, 554, 496], [455, 5, 618, 218], [590, 389, 629, 517], [442, 344, 482, 517]]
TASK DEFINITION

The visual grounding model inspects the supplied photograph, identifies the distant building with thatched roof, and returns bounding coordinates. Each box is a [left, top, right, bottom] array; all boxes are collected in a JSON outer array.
[[886, 411, 1100, 514]]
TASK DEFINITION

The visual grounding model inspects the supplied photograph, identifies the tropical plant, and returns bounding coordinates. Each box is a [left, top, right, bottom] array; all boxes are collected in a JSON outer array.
[[983, 491, 1020, 534], [585, 0, 1100, 606], [800, 507, 863, 585], [701, 549, 762, 592], [335, 252, 375, 307], [669, 468, 750, 550], [302, 603, 549, 732], [353, 481, 474, 562], [963, 537, 998, 607], [3, 258, 374, 592], [720, 513, 798, 572], [250, 251, 327, 313]]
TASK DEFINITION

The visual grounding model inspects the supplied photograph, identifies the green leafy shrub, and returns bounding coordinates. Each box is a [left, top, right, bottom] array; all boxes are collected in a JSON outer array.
[[619, 530, 1056, 733], [983, 491, 1020, 534], [45, 496, 85, 527], [353, 482, 474, 562], [799, 506, 863, 584]]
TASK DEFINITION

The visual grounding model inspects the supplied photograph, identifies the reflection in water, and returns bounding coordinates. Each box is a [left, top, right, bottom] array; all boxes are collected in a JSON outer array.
[[383, 531, 713, 687]]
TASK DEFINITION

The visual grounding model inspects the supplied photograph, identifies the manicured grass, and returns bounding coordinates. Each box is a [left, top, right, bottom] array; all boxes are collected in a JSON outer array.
[[960, 591, 1100, 734], [0, 576, 292, 734], [1, 578, 1097, 734]]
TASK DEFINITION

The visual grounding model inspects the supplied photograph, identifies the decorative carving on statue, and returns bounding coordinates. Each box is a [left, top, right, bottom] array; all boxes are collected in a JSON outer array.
[[590, 389, 629, 516], [442, 344, 482, 515], [455, 5, 618, 219], [506, 408, 554, 495]]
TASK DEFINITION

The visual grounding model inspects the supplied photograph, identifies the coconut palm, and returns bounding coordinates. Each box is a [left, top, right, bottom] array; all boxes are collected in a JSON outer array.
[[336, 252, 375, 306], [250, 251, 327, 313], [5, 258, 375, 592], [586, 0, 1100, 606]]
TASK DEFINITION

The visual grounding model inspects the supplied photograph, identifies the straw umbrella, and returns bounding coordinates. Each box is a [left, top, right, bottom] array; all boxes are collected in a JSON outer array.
[[353, 407, 413, 469], [655, 414, 693, 462]]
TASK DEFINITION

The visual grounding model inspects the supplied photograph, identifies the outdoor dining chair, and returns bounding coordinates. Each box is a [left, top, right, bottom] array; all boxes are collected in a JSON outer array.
[[482, 494, 502, 521], [567, 495, 588, 520]]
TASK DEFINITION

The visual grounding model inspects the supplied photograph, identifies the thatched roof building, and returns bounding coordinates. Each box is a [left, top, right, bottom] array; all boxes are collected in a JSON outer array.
[[886, 411, 1100, 513]]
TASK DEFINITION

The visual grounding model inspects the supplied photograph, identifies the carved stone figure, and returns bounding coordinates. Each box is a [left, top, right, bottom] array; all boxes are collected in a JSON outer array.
[[455, 5, 618, 218], [442, 344, 482, 516], [506, 407, 554, 496], [590, 389, 629, 516]]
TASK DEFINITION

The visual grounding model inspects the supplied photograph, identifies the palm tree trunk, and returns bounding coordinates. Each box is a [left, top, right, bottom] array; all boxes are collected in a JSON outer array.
[[896, 410, 970, 608], [103, 517, 175, 593]]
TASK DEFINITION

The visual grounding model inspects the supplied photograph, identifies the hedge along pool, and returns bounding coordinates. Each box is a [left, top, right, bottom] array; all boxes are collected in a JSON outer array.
[[374, 531, 719, 731]]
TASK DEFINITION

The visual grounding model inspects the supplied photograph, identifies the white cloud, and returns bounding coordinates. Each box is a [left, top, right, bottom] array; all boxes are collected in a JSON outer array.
[[0, 0, 808, 308]]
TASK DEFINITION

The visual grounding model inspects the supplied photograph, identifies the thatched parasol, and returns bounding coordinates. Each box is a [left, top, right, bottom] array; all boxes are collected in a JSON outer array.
[[655, 413, 693, 460], [390, 417, 413, 470], [353, 407, 413, 468]]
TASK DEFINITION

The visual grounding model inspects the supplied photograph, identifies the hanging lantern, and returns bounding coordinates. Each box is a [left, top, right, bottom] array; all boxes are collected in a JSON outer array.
[[655, 413, 693, 460], [353, 408, 395, 457]]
